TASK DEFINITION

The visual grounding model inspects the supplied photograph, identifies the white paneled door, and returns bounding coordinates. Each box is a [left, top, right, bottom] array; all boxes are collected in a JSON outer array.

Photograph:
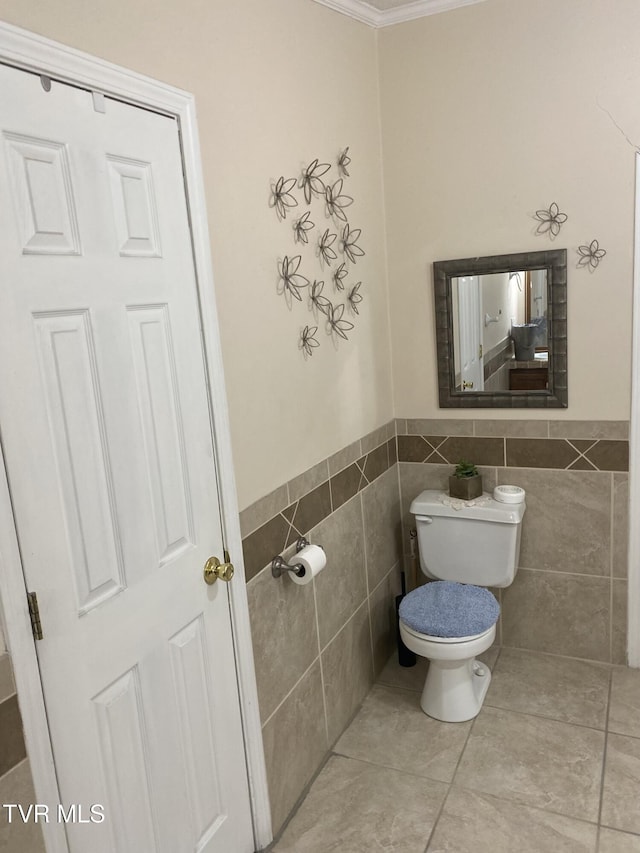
[[0, 63, 254, 852], [457, 275, 484, 392]]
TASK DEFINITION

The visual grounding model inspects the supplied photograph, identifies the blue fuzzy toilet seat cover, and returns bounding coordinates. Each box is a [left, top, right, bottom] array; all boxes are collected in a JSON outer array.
[[399, 581, 500, 638]]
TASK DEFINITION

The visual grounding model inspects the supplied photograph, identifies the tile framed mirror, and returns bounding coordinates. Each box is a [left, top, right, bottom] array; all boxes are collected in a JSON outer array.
[[433, 248, 567, 408]]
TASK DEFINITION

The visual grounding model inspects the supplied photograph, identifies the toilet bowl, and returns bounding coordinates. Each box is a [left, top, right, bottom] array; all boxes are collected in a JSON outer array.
[[399, 580, 499, 722]]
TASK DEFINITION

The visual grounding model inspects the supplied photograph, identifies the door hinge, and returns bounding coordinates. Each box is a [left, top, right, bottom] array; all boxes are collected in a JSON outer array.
[[479, 344, 483, 358], [27, 592, 43, 641]]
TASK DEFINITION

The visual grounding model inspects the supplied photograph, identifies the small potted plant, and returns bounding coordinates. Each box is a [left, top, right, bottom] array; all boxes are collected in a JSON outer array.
[[449, 459, 483, 500]]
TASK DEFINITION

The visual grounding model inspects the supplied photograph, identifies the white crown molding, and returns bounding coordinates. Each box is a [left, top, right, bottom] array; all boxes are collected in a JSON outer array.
[[311, 0, 486, 28], [311, 0, 384, 26]]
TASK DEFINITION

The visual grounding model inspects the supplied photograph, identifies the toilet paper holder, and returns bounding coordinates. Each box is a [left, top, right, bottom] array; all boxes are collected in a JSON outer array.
[[271, 536, 311, 578]]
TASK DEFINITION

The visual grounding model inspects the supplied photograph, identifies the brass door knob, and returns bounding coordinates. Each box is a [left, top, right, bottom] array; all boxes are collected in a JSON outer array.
[[203, 556, 234, 585]]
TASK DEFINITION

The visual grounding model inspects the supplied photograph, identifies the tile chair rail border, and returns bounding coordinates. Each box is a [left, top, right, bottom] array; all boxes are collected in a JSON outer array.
[[241, 428, 398, 583], [397, 434, 629, 472], [240, 419, 630, 583]]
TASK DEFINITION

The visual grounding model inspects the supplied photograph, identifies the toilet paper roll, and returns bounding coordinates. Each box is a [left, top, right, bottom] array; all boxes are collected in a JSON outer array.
[[290, 544, 326, 586]]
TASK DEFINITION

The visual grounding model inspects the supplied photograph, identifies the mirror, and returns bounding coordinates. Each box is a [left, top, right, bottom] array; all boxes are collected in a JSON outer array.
[[433, 249, 567, 408]]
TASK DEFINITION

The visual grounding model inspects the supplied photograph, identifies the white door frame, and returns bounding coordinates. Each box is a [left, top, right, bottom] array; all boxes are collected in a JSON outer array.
[[0, 20, 272, 851], [628, 151, 640, 668]]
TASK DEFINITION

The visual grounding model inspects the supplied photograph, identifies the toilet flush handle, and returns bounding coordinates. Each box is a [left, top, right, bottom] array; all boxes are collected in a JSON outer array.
[[414, 515, 433, 524]]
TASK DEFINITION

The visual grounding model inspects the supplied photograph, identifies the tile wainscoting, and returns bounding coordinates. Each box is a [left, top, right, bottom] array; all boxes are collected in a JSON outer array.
[[397, 419, 629, 666], [240, 421, 403, 834], [241, 416, 631, 838]]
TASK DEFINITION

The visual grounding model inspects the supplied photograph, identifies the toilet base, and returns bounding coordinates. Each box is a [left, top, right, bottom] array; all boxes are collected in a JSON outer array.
[[399, 621, 496, 723], [420, 657, 491, 723]]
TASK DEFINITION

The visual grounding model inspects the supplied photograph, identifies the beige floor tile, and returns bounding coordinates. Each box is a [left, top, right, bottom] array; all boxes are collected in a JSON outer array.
[[609, 668, 640, 739], [0, 760, 46, 853], [456, 707, 605, 822], [377, 653, 429, 692], [0, 655, 15, 705], [267, 649, 640, 849], [334, 684, 471, 783], [599, 829, 640, 852], [486, 648, 610, 729], [601, 733, 640, 835], [428, 786, 598, 853], [273, 754, 447, 853]]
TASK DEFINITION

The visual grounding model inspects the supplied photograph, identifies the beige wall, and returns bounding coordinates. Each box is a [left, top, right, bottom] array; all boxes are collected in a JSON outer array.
[[380, 0, 640, 420], [480, 272, 510, 352], [0, 0, 393, 510], [2, 0, 637, 494]]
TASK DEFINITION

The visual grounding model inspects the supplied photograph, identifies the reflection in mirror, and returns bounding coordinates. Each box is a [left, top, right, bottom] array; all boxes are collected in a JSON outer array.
[[434, 249, 567, 408], [452, 269, 548, 392]]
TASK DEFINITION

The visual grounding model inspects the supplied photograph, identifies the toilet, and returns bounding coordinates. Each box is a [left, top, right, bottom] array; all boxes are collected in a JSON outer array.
[[399, 488, 525, 723]]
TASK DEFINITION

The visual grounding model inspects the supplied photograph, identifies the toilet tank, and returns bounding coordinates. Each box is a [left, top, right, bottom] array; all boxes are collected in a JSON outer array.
[[410, 490, 525, 588]]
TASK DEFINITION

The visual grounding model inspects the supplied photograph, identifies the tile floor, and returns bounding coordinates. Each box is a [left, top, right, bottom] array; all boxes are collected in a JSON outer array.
[[270, 647, 640, 852]]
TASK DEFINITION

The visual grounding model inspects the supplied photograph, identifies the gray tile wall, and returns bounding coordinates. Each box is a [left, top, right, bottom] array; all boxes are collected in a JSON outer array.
[[0, 654, 45, 852], [396, 418, 630, 666], [241, 421, 404, 834]]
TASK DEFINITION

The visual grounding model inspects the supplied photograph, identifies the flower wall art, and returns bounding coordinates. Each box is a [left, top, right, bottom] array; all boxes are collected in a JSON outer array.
[[533, 201, 607, 272], [269, 147, 365, 357]]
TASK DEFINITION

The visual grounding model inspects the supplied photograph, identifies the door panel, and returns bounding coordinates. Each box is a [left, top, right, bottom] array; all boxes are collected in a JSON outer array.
[[0, 63, 253, 853], [169, 617, 224, 838], [92, 667, 159, 851], [127, 303, 195, 566], [33, 308, 126, 614], [3, 131, 82, 255], [457, 275, 484, 392], [107, 155, 161, 257]]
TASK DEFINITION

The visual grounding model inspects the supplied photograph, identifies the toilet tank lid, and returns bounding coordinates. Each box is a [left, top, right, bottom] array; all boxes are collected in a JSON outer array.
[[410, 489, 525, 524]]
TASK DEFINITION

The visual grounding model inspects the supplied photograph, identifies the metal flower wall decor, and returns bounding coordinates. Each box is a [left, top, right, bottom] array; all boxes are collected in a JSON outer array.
[[278, 255, 309, 303], [269, 147, 366, 357], [337, 147, 351, 177], [577, 239, 606, 271], [325, 179, 353, 222], [270, 176, 298, 220], [333, 262, 348, 291], [300, 159, 331, 205], [532, 201, 607, 271], [310, 280, 332, 316], [318, 229, 338, 266], [534, 202, 568, 238], [328, 303, 354, 340], [348, 282, 363, 315], [300, 325, 320, 358], [293, 211, 315, 244], [341, 224, 365, 264]]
